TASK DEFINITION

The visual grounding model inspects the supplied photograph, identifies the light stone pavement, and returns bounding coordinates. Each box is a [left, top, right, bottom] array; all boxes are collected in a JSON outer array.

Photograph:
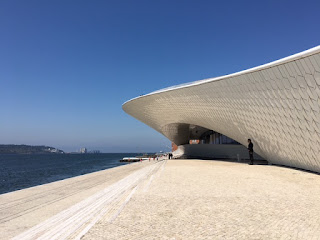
[[0, 160, 157, 240], [84, 160, 320, 240]]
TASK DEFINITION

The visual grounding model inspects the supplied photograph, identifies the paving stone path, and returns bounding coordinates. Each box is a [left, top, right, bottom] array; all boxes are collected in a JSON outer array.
[[10, 160, 166, 240], [0, 160, 160, 240], [84, 160, 320, 240]]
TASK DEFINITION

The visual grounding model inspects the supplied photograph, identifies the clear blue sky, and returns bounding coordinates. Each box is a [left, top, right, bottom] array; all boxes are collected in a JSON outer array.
[[1, 0, 319, 152]]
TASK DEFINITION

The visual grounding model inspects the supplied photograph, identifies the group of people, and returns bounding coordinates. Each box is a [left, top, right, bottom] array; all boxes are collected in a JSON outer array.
[[147, 157, 159, 162]]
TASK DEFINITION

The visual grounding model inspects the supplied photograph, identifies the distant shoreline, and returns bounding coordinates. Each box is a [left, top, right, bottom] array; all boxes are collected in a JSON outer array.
[[0, 153, 63, 155], [0, 144, 64, 154]]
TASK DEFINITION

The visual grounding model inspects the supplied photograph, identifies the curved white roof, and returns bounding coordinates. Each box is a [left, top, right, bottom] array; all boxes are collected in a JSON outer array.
[[123, 45, 320, 173]]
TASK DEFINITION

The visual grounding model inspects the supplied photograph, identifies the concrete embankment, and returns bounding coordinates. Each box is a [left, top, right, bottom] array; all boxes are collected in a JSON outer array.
[[0, 160, 163, 240]]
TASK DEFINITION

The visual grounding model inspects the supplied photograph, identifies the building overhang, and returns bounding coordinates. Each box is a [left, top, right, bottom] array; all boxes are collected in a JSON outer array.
[[123, 45, 320, 172]]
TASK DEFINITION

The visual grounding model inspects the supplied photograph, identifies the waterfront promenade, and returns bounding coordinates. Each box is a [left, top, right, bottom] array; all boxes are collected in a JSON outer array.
[[0, 160, 157, 239], [1, 160, 320, 239]]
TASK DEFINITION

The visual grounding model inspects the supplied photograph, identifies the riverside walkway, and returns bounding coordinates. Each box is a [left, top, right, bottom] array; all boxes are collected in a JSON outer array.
[[0, 160, 160, 239], [1, 159, 320, 239]]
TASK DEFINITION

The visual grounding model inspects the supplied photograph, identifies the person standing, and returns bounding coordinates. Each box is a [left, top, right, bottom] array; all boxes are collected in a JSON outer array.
[[247, 139, 254, 165]]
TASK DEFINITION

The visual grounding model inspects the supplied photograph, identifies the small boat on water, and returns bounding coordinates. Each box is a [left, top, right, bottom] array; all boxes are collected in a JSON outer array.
[[120, 154, 158, 162], [120, 157, 150, 162]]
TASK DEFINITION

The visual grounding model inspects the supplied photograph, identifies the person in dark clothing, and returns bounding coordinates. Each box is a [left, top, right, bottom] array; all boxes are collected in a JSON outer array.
[[247, 139, 254, 165]]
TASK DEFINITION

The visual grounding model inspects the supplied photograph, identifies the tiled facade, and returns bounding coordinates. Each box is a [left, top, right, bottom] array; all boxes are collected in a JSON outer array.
[[123, 46, 320, 173]]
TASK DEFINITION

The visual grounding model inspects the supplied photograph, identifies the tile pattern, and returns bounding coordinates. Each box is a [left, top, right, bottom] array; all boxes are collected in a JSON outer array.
[[123, 47, 320, 172]]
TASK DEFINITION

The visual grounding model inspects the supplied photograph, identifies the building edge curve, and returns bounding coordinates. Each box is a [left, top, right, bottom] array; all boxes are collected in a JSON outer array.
[[123, 45, 320, 173]]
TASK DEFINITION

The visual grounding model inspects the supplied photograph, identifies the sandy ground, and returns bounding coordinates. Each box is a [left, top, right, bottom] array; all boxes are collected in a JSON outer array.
[[84, 160, 320, 240], [0, 160, 155, 240]]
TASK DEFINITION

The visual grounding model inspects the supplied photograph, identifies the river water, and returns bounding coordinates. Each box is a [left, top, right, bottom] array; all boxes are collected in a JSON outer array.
[[0, 153, 138, 194]]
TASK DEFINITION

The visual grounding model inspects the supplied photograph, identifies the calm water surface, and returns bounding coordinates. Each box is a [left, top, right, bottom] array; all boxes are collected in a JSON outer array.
[[0, 153, 138, 194]]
